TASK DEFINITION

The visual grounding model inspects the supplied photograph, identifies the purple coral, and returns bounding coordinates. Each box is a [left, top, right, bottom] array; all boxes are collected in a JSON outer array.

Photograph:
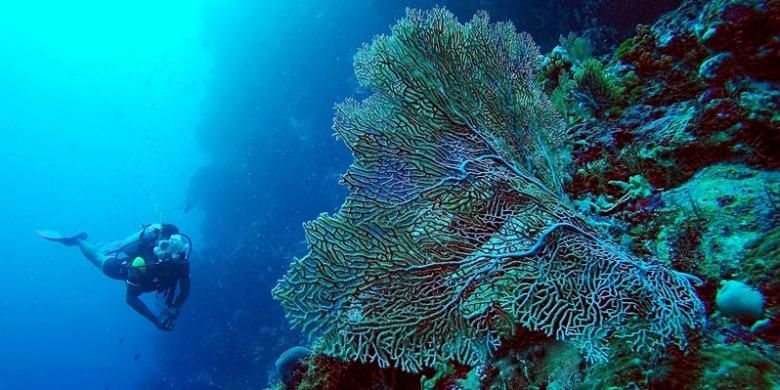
[[273, 8, 704, 373]]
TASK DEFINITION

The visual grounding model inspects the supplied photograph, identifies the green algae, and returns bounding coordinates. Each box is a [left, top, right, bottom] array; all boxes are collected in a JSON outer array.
[[696, 343, 780, 390], [420, 361, 455, 390]]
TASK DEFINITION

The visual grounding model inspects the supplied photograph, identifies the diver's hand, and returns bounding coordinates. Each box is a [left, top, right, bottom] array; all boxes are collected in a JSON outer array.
[[157, 307, 179, 331], [155, 316, 174, 331]]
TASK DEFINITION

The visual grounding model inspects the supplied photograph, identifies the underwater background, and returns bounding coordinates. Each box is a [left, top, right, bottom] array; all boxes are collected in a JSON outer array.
[[0, 0, 777, 389]]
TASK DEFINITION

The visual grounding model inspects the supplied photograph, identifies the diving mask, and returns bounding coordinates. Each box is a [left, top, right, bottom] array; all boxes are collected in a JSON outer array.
[[154, 234, 190, 260]]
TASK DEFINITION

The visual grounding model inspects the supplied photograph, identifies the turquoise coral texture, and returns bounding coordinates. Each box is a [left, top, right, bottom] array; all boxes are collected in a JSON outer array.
[[273, 8, 704, 373]]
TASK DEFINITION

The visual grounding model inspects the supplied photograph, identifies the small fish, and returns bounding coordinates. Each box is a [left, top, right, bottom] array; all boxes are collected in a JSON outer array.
[[134, 353, 141, 361]]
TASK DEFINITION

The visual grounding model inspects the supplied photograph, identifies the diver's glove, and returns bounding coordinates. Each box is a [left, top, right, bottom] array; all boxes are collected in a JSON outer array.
[[155, 316, 174, 331], [158, 307, 179, 331]]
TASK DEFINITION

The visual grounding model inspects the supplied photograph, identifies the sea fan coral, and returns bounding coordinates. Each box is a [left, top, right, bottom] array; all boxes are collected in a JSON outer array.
[[273, 8, 704, 373]]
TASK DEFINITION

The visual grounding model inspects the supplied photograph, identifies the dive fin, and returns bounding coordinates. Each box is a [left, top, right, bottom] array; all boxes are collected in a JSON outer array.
[[37, 230, 88, 246]]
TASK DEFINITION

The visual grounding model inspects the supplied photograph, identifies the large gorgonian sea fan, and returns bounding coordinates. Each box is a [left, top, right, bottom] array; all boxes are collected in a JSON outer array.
[[273, 8, 704, 373]]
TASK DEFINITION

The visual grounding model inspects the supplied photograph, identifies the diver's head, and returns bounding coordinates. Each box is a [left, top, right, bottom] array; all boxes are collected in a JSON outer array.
[[154, 234, 190, 260]]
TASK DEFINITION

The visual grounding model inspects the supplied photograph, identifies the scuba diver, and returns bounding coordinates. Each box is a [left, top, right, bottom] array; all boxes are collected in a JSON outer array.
[[38, 223, 191, 331]]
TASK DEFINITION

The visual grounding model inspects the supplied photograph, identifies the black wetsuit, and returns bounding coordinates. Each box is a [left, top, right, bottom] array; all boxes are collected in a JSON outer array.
[[102, 240, 190, 305]]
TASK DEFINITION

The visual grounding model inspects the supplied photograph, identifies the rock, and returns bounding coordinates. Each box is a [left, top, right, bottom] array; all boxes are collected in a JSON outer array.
[[698, 52, 735, 83], [274, 346, 311, 388]]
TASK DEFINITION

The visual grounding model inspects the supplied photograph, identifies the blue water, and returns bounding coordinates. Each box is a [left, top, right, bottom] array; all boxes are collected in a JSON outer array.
[[0, 1, 676, 389]]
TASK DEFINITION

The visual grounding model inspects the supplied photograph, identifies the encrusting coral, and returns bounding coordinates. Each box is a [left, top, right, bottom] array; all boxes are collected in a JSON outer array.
[[273, 8, 704, 374]]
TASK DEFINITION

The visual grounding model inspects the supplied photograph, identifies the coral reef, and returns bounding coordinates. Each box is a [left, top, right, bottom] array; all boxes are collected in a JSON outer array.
[[570, 0, 779, 203], [292, 355, 422, 390], [271, 0, 778, 388], [273, 346, 312, 389], [648, 164, 780, 283], [273, 6, 703, 380], [540, 0, 780, 388]]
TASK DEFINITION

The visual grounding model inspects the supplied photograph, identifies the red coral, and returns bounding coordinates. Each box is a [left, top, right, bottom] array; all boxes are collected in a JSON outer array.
[[297, 355, 422, 390], [697, 98, 743, 135]]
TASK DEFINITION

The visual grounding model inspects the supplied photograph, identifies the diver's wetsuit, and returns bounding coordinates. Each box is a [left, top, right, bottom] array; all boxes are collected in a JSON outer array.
[[101, 241, 163, 280], [102, 234, 191, 328], [102, 253, 190, 296]]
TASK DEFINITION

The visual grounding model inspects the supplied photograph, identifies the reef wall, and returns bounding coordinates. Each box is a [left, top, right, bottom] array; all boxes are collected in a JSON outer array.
[[272, 0, 779, 389]]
